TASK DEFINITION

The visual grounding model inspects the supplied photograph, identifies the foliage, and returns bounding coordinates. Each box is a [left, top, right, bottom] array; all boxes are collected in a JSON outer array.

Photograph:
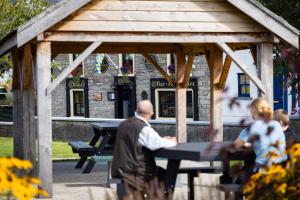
[[244, 144, 300, 200], [0, 0, 49, 77], [258, 0, 300, 103], [0, 157, 48, 200]]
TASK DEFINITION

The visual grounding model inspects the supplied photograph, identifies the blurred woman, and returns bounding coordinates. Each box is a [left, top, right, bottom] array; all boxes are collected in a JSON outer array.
[[234, 98, 287, 170]]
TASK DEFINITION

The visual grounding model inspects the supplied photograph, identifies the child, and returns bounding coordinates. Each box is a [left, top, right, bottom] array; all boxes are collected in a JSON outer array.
[[273, 109, 299, 147], [235, 98, 287, 169]]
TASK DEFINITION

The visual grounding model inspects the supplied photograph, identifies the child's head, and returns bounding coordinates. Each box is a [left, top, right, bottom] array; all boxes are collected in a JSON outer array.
[[273, 109, 289, 131], [250, 98, 273, 121]]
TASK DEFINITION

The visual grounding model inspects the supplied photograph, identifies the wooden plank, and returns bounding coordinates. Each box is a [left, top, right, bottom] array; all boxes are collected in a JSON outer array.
[[176, 48, 187, 142], [250, 44, 257, 65], [17, 0, 92, 47], [257, 43, 273, 107], [142, 52, 175, 86], [52, 43, 205, 55], [83, 1, 238, 12], [67, 10, 254, 22], [208, 46, 223, 142], [0, 31, 17, 57], [23, 44, 33, 90], [51, 21, 267, 32], [12, 49, 20, 90], [36, 41, 52, 196], [46, 41, 102, 95], [226, 0, 299, 48], [216, 42, 266, 94], [182, 54, 195, 88], [44, 32, 273, 43], [218, 55, 233, 90]]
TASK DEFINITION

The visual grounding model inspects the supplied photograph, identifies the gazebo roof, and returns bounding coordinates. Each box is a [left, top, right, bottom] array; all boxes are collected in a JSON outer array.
[[0, 0, 298, 57]]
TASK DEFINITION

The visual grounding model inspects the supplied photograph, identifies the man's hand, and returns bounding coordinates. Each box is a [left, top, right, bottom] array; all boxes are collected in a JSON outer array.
[[163, 136, 177, 143]]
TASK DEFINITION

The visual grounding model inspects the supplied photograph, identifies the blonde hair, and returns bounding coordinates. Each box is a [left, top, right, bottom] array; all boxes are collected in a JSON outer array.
[[273, 109, 289, 126], [250, 98, 273, 122]]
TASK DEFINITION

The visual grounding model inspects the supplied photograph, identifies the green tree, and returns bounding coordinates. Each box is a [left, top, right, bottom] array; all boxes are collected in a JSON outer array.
[[0, 0, 49, 77]]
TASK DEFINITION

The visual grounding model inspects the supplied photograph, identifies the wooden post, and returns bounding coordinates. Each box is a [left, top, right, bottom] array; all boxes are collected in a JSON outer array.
[[36, 42, 52, 196], [207, 46, 223, 141], [176, 50, 187, 142], [257, 43, 274, 107], [12, 46, 37, 174]]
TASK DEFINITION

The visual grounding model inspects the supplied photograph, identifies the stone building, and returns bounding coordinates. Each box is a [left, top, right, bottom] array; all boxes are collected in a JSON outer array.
[[52, 54, 211, 121]]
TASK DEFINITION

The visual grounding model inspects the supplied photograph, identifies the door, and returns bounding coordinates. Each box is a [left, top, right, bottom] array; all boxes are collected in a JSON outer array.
[[273, 75, 288, 111], [114, 77, 136, 119]]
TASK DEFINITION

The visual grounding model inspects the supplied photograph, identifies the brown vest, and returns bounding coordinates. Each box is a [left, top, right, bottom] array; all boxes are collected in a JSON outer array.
[[111, 117, 156, 190]]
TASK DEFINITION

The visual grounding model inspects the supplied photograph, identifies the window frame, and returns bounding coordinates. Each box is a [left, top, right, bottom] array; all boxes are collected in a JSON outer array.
[[70, 88, 85, 117], [118, 54, 135, 76], [154, 88, 194, 120], [237, 73, 250, 98]]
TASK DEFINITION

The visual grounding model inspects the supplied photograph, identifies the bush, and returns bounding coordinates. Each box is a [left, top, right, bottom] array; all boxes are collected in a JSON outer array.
[[244, 144, 300, 200]]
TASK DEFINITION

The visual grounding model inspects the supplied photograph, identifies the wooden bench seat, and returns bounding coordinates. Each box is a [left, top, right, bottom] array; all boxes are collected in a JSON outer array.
[[68, 141, 95, 153]]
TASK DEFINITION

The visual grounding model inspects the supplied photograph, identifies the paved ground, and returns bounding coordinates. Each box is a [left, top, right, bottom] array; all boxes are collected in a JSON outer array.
[[38, 161, 224, 200]]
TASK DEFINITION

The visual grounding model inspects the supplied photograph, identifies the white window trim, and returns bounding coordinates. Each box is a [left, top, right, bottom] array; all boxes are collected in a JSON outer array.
[[167, 54, 194, 76], [155, 88, 194, 120], [68, 54, 85, 77], [70, 89, 84, 117], [118, 54, 135, 76]]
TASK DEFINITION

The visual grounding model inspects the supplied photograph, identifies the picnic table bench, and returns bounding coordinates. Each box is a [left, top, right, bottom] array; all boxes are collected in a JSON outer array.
[[68, 121, 120, 172]]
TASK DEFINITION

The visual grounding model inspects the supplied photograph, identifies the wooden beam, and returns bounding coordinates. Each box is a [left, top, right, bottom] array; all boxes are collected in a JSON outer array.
[[12, 49, 20, 90], [36, 41, 52, 196], [0, 31, 17, 57], [175, 48, 187, 143], [23, 44, 33, 90], [51, 43, 205, 55], [43, 32, 274, 43], [17, 0, 92, 47], [218, 55, 233, 90], [208, 46, 223, 142], [141, 52, 175, 86], [12, 46, 37, 176], [182, 54, 195, 88], [250, 44, 257, 65], [216, 42, 267, 94], [46, 41, 102, 95], [226, 0, 299, 48], [257, 43, 274, 107]]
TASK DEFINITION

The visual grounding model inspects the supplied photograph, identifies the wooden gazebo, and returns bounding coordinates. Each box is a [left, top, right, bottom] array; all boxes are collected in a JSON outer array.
[[0, 0, 299, 196]]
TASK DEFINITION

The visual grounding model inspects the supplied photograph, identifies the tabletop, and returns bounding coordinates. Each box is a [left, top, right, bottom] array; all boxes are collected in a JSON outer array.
[[155, 142, 252, 162], [90, 121, 121, 131]]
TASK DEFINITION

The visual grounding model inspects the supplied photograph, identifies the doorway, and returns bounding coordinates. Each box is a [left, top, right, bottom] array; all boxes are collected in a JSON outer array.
[[114, 76, 137, 119]]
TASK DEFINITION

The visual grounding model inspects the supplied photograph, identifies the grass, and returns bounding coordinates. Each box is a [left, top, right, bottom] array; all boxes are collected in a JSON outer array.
[[0, 137, 79, 160]]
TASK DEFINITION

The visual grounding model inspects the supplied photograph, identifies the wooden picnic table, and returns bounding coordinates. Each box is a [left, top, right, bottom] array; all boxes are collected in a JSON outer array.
[[155, 142, 254, 200], [68, 121, 120, 173]]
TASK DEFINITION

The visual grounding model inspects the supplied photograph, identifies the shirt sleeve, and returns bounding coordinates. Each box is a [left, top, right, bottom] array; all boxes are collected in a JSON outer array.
[[238, 128, 249, 142], [138, 126, 177, 151]]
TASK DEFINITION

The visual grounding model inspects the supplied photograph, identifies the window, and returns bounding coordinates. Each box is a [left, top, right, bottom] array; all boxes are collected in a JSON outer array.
[[119, 54, 135, 76], [166, 54, 176, 75], [238, 73, 250, 97], [70, 89, 85, 117], [69, 54, 84, 77], [155, 89, 194, 119]]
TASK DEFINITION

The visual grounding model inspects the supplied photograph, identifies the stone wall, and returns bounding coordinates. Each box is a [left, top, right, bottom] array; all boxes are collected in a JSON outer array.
[[51, 54, 211, 121]]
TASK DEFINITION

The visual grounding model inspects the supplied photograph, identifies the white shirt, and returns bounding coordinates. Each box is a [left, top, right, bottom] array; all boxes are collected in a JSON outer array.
[[135, 114, 177, 151]]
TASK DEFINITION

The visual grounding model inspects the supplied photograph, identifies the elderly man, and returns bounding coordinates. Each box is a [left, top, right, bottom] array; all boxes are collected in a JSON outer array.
[[111, 100, 176, 192]]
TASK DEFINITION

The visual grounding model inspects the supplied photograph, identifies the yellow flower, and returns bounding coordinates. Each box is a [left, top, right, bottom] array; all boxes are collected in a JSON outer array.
[[276, 183, 287, 194]]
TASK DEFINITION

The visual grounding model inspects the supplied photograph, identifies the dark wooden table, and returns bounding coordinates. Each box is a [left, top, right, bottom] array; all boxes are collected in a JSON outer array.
[[155, 142, 254, 199], [82, 121, 120, 173]]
